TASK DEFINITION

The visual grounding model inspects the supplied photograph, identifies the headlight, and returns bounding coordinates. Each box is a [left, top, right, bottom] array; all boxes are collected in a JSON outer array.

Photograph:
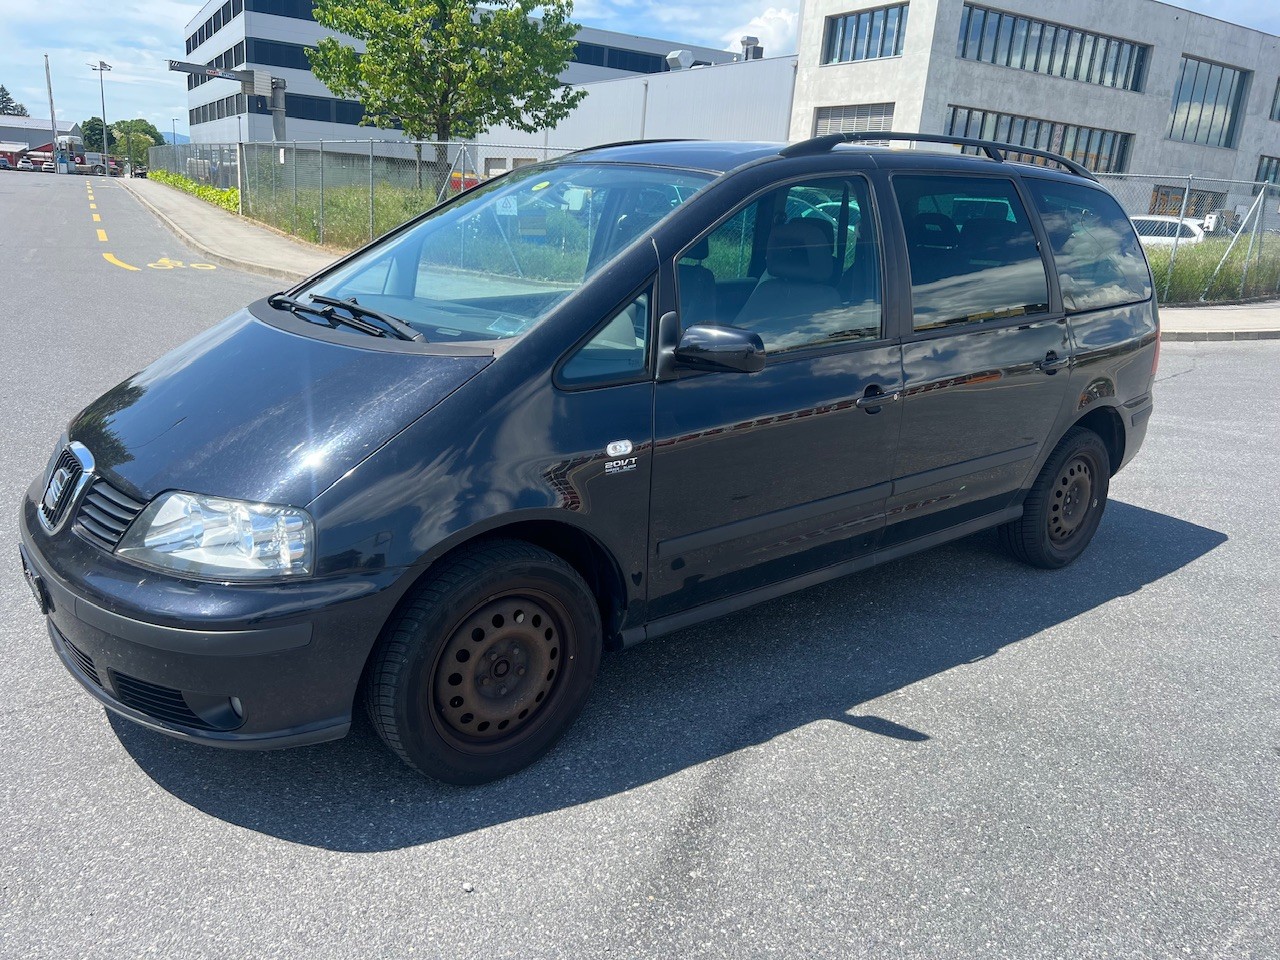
[[116, 491, 314, 580]]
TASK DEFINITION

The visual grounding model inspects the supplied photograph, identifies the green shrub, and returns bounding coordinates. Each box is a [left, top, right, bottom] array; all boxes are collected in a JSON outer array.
[[1148, 237, 1280, 304], [149, 169, 240, 214]]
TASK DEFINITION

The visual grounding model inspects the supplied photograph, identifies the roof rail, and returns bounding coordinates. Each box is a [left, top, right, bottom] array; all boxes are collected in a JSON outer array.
[[779, 131, 1098, 181]]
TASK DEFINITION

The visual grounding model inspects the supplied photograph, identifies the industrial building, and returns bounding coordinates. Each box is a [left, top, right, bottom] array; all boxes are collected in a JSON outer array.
[[497, 0, 1280, 197], [182, 0, 737, 143]]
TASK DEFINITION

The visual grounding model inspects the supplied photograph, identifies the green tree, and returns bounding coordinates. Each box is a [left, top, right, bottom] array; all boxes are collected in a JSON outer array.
[[80, 117, 115, 154], [0, 84, 30, 116], [111, 119, 165, 165], [308, 0, 585, 187]]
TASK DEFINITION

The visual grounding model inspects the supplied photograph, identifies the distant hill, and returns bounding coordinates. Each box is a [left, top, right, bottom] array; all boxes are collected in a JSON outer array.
[[163, 133, 190, 144]]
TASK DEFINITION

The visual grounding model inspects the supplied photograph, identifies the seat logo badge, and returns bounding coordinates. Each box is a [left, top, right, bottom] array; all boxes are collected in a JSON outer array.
[[44, 467, 72, 514]]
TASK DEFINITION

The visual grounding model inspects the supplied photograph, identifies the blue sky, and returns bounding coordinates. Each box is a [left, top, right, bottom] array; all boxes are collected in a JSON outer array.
[[1, 0, 1278, 140]]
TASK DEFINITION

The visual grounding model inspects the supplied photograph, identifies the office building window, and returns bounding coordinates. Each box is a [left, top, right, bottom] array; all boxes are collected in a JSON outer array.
[[570, 41, 667, 74], [957, 5, 1148, 92], [1167, 55, 1250, 148], [947, 105, 1132, 173], [186, 0, 243, 54], [1258, 155, 1280, 185], [1271, 79, 1280, 121], [246, 38, 315, 71], [823, 3, 909, 64], [245, 0, 315, 20]]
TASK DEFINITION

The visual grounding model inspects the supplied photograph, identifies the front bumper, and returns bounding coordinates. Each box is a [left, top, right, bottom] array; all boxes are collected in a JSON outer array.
[[19, 490, 408, 750]]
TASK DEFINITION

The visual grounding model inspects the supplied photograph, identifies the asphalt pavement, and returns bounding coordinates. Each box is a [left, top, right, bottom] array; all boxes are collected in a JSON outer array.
[[0, 170, 1277, 960]]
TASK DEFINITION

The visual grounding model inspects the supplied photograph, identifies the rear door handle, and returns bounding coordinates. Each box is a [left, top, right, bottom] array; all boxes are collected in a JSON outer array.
[[1036, 351, 1071, 373], [855, 386, 901, 410]]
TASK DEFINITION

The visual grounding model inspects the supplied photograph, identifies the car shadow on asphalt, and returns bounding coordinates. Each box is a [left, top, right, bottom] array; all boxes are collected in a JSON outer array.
[[107, 499, 1226, 851]]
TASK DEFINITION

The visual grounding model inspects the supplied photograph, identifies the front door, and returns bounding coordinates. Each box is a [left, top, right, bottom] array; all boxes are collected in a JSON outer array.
[[647, 175, 904, 620]]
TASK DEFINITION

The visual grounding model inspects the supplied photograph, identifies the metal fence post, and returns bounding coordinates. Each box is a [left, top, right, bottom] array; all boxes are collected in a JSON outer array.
[[236, 142, 246, 216], [291, 142, 297, 235], [318, 139, 325, 245], [369, 138, 375, 242], [1240, 183, 1264, 298], [1163, 173, 1192, 302]]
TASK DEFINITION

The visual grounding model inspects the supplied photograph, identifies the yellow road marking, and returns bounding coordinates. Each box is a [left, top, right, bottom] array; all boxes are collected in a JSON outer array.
[[89, 203, 96, 209], [96, 229, 108, 242], [103, 253, 140, 271], [92, 214, 101, 222]]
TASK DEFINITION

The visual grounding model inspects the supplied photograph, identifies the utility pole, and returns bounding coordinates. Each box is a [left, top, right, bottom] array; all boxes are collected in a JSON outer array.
[[88, 60, 112, 167], [172, 118, 178, 145], [44, 55, 58, 172]]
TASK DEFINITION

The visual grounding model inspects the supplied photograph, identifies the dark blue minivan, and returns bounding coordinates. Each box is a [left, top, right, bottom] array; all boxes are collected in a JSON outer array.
[[19, 134, 1158, 783]]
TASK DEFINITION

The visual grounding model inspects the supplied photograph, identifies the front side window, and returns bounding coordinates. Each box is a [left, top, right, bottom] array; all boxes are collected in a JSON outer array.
[[679, 177, 883, 355], [1026, 179, 1151, 313], [893, 174, 1049, 331], [305, 163, 711, 345], [559, 288, 651, 386]]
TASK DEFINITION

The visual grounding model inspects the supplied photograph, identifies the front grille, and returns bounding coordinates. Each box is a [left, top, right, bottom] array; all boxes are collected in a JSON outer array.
[[76, 479, 146, 550], [111, 672, 215, 730], [63, 637, 102, 687], [39, 448, 83, 528]]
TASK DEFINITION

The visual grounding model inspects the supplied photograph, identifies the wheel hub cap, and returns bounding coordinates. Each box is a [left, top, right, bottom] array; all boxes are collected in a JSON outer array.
[[1049, 456, 1094, 542], [434, 596, 562, 741]]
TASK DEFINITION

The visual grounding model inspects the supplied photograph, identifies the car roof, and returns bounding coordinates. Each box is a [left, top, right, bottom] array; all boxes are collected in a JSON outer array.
[[563, 138, 1105, 184]]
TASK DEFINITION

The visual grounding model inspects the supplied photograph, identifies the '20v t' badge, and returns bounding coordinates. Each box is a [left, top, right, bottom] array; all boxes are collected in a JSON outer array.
[[604, 439, 637, 475]]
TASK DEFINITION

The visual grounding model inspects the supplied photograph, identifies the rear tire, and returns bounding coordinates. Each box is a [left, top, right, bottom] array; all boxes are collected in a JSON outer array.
[[364, 539, 602, 784], [999, 427, 1110, 569]]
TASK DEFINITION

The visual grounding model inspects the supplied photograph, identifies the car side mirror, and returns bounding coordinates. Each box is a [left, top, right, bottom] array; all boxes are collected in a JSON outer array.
[[673, 324, 766, 374]]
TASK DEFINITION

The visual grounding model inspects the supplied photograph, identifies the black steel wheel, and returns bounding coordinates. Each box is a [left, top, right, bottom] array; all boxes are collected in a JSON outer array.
[[999, 426, 1111, 569], [364, 539, 601, 784]]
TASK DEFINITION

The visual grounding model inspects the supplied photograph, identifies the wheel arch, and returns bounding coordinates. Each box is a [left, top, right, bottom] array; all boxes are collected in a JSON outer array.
[[1071, 404, 1126, 476], [375, 514, 633, 662]]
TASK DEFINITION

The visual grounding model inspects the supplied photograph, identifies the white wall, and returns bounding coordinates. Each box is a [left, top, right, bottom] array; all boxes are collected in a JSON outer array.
[[485, 56, 797, 155]]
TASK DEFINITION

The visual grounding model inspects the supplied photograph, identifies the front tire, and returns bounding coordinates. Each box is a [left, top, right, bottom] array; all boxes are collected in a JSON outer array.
[[1000, 427, 1110, 569], [364, 540, 602, 784]]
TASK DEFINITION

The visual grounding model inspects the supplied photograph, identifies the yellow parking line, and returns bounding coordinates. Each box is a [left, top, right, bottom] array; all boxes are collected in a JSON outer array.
[[96, 229, 108, 242], [89, 203, 96, 210], [92, 214, 101, 222], [103, 253, 140, 271]]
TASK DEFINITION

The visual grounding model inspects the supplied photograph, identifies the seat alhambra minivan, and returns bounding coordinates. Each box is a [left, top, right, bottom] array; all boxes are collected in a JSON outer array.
[[19, 133, 1158, 783]]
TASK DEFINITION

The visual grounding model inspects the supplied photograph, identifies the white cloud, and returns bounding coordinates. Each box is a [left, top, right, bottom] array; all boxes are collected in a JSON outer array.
[[720, 5, 800, 56]]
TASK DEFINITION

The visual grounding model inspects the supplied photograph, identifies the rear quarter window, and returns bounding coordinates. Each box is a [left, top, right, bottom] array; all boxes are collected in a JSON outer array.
[[1026, 180, 1152, 313]]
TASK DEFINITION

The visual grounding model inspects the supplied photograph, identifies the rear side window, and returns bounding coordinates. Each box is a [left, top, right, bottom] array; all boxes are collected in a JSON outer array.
[[893, 175, 1050, 332], [1026, 180, 1152, 313]]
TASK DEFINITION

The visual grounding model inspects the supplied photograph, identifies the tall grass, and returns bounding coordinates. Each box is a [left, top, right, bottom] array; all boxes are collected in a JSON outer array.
[[1146, 237, 1280, 304]]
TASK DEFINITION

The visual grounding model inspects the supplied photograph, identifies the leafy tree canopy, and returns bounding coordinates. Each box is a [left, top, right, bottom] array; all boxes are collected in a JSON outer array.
[[308, 0, 586, 144], [0, 84, 30, 116], [79, 117, 115, 153]]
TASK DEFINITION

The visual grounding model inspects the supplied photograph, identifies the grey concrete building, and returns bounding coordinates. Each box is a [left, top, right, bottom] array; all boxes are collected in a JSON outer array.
[[789, 0, 1280, 184]]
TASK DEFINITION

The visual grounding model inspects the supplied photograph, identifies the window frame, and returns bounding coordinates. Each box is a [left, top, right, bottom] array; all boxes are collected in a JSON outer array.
[[553, 277, 658, 391], [671, 171, 890, 365], [887, 170, 1059, 342]]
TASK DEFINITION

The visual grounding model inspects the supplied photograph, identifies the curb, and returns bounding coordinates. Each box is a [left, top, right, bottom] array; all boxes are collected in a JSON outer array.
[[118, 180, 310, 283], [1161, 329, 1280, 341]]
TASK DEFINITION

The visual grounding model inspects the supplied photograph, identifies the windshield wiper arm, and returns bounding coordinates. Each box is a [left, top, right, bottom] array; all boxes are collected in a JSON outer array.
[[268, 291, 388, 339], [310, 295, 425, 342]]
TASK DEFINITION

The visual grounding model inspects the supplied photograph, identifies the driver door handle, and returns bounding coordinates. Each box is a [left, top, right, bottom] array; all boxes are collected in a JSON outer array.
[[1037, 351, 1071, 373], [855, 386, 901, 410]]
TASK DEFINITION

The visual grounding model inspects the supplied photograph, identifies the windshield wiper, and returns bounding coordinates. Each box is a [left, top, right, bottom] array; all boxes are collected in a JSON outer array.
[[269, 291, 389, 339], [268, 292, 334, 323], [310, 295, 425, 342]]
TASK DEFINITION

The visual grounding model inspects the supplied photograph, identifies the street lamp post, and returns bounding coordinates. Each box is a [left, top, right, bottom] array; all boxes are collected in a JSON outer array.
[[88, 60, 112, 173], [171, 118, 178, 145]]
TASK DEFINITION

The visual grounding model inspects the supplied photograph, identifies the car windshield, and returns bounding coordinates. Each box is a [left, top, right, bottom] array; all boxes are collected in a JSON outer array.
[[301, 161, 714, 344]]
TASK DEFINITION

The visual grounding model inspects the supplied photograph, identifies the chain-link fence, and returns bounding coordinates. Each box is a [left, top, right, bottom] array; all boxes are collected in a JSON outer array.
[[1097, 173, 1280, 303], [149, 140, 574, 249]]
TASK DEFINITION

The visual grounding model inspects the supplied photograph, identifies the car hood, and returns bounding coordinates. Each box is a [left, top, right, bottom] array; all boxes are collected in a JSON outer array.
[[68, 308, 490, 506]]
